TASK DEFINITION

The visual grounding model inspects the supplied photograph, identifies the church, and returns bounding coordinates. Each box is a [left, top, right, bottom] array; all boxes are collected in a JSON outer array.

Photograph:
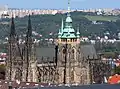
[[5, 0, 99, 85], [36, 0, 98, 85], [56, 2, 91, 84]]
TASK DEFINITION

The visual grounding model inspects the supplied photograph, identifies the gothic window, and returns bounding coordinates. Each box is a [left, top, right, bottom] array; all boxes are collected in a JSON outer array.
[[71, 49, 75, 59], [44, 70, 48, 82], [50, 69, 54, 82], [83, 71, 87, 80], [49, 71, 52, 81], [81, 75, 85, 85], [39, 69, 43, 82], [14, 62, 17, 65], [55, 70, 59, 82], [63, 48, 66, 54], [38, 71, 42, 82], [81, 58, 87, 68], [15, 68, 22, 81], [61, 48, 66, 62], [18, 61, 23, 65], [78, 49, 80, 54], [71, 70, 74, 82]]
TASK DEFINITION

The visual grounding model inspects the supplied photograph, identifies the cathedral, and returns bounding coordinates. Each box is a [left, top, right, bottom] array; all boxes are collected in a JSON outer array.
[[57, 8, 89, 85], [56, 1, 90, 84], [36, 0, 98, 85], [5, 0, 101, 85]]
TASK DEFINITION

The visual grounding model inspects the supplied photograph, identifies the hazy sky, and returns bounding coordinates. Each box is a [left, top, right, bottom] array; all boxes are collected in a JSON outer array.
[[1, 0, 120, 9]]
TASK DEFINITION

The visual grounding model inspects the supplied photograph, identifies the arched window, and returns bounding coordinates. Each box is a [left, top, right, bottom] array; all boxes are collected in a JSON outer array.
[[63, 48, 66, 54], [44, 69, 48, 82], [71, 70, 74, 82], [49, 68, 53, 82], [71, 49, 75, 59], [15, 68, 22, 81], [38, 70, 42, 82]]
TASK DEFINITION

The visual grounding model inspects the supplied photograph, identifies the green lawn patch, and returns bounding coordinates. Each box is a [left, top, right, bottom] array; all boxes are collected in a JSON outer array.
[[85, 15, 120, 21]]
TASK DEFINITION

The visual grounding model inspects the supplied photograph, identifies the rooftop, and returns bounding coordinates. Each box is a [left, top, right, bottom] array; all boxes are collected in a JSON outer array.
[[0, 80, 120, 89]]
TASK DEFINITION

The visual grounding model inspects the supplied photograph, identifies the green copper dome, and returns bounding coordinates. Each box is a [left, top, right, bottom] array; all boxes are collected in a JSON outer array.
[[58, 0, 80, 39], [65, 16, 72, 23], [58, 14, 77, 39], [69, 28, 75, 33]]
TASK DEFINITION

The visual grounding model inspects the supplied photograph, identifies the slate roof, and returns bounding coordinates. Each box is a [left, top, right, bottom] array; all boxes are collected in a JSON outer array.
[[36, 44, 98, 63], [36, 47, 55, 59], [36, 46, 55, 63], [80, 45, 98, 59]]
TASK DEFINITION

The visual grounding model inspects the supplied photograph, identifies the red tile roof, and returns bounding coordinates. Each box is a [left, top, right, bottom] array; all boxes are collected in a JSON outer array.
[[108, 74, 120, 84]]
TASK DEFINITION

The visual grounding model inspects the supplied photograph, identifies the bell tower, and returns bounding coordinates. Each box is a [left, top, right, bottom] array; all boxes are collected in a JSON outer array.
[[6, 15, 23, 81], [6, 15, 38, 82], [57, 0, 81, 84], [22, 15, 38, 82]]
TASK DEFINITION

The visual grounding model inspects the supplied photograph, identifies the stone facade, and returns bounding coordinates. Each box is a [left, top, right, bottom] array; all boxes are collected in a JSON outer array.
[[56, 39, 90, 84], [6, 0, 95, 84], [55, 0, 91, 84], [37, 0, 92, 84], [5, 15, 38, 82]]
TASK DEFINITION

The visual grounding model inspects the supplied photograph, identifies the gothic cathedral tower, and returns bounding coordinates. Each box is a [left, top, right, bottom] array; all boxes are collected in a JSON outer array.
[[6, 15, 23, 81], [22, 15, 38, 82], [57, 0, 90, 84], [6, 15, 38, 82]]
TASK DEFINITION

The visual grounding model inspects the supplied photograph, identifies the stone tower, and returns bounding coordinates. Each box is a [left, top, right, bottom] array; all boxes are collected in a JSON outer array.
[[22, 15, 38, 82], [6, 15, 23, 81], [56, 0, 90, 84], [6, 15, 38, 82]]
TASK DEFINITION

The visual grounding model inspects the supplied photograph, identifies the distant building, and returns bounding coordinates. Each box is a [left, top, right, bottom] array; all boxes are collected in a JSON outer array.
[[108, 74, 120, 84], [0, 5, 9, 18]]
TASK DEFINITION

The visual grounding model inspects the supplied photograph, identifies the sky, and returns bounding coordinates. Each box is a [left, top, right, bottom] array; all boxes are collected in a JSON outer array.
[[1, 0, 120, 9]]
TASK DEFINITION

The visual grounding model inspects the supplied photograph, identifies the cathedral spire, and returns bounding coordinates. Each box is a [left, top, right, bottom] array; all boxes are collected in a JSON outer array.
[[58, 0, 76, 39], [65, 0, 72, 23], [27, 14, 32, 37], [68, 0, 70, 14], [10, 14, 16, 36], [61, 18, 64, 32], [76, 25, 80, 38], [58, 18, 64, 38]]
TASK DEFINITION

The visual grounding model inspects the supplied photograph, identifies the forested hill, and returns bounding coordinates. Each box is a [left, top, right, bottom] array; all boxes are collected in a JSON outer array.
[[1, 11, 120, 40]]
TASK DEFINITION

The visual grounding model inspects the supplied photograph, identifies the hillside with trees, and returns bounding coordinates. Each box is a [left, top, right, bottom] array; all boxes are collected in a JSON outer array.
[[0, 11, 120, 40]]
